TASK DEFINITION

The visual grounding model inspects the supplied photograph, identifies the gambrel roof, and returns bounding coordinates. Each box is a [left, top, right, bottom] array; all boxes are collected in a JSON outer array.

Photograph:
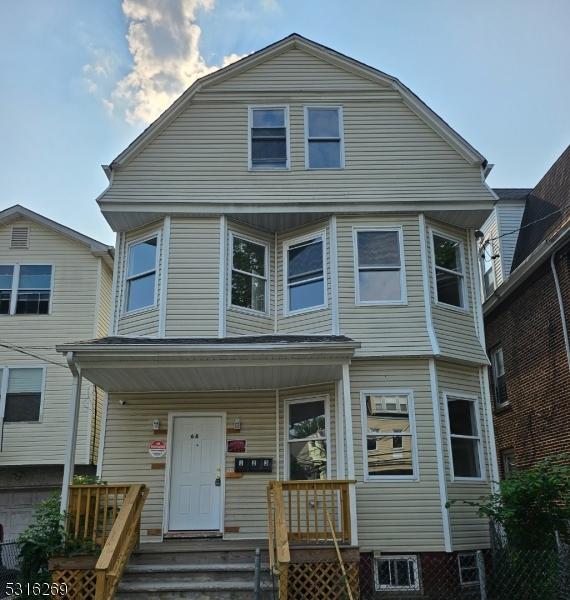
[[106, 33, 487, 174]]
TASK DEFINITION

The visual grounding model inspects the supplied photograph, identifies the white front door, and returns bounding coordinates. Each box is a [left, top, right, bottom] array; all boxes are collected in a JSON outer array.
[[168, 415, 224, 531]]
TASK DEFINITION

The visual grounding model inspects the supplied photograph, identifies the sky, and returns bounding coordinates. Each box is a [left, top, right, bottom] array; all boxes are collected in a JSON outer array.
[[0, 0, 569, 245]]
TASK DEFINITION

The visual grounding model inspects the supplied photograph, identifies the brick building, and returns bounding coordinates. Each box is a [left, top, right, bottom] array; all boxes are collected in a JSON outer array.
[[482, 145, 570, 476]]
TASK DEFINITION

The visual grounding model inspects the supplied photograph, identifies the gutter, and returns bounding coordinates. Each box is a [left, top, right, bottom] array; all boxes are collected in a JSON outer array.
[[483, 223, 570, 316], [551, 251, 570, 372]]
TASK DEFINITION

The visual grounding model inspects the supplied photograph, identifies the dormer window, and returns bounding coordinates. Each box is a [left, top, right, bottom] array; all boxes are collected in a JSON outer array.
[[126, 236, 158, 312], [249, 107, 289, 170]]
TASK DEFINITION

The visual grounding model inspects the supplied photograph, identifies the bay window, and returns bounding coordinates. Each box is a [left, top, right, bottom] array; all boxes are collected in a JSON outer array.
[[285, 233, 326, 313], [432, 232, 466, 308], [126, 236, 158, 312], [355, 229, 405, 303], [230, 234, 268, 313], [445, 395, 484, 479]]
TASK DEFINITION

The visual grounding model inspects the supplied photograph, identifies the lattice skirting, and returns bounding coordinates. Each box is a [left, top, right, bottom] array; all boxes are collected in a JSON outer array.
[[282, 560, 360, 600], [51, 569, 97, 600]]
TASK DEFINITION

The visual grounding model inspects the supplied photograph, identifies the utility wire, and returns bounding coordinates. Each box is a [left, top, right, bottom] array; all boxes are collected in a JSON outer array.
[[487, 208, 562, 242], [0, 341, 68, 369]]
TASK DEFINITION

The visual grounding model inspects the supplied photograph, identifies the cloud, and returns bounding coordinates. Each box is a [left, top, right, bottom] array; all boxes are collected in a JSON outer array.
[[107, 0, 246, 124]]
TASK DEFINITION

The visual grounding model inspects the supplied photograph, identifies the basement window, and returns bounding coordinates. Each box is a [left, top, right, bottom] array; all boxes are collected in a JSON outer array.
[[374, 555, 420, 591], [458, 553, 480, 586]]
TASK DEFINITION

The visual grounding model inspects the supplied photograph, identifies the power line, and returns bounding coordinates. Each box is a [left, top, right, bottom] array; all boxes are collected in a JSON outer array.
[[0, 341, 68, 369], [487, 208, 562, 242]]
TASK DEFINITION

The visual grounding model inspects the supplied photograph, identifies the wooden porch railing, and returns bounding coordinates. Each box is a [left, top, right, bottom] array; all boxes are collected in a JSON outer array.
[[267, 480, 357, 598], [53, 484, 148, 600]]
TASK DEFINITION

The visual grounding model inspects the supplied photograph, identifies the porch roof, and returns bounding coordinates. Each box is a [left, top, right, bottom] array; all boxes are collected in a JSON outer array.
[[57, 335, 359, 393]]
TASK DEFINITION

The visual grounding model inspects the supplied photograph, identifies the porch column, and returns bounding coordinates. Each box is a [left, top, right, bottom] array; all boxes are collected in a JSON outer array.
[[60, 353, 82, 513], [341, 363, 358, 546]]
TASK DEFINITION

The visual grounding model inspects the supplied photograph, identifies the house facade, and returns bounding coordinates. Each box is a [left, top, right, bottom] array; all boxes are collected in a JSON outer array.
[[58, 35, 499, 593], [481, 145, 570, 477], [0, 205, 113, 540]]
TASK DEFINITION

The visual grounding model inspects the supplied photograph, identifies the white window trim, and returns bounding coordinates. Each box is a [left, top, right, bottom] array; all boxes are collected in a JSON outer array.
[[0, 263, 55, 316], [443, 391, 486, 482], [227, 230, 270, 316], [429, 227, 469, 312], [0, 365, 47, 425], [123, 231, 161, 316], [248, 105, 290, 171], [352, 226, 407, 306], [284, 394, 332, 481], [490, 346, 508, 407], [457, 553, 480, 587], [360, 389, 420, 482], [374, 554, 421, 592], [283, 229, 328, 316], [303, 106, 345, 170], [480, 239, 496, 298]]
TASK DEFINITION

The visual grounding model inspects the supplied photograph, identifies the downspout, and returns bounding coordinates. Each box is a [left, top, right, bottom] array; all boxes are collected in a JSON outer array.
[[551, 250, 570, 371]]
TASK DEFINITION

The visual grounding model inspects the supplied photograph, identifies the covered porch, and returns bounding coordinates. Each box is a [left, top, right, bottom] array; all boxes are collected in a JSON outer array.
[[55, 335, 361, 598]]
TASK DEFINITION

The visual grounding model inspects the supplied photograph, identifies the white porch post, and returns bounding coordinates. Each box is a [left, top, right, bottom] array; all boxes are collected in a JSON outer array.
[[60, 353, 82, 514], [341, 363, 358, 546]]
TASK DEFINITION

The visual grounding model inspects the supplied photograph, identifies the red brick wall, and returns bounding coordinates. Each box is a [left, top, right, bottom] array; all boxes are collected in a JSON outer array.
[[485, 242, 570, 476]]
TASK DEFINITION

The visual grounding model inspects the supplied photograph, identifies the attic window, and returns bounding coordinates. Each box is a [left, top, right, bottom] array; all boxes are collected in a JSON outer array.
[[11, 227, 29, 249]]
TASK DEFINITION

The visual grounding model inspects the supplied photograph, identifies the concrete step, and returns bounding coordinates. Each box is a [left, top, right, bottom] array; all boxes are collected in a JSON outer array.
[[115, 579, 276, 600], [122, 562, 273, 584]]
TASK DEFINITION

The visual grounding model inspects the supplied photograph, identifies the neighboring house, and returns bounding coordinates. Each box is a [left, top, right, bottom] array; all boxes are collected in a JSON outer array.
[[481, 145, 570, 477], [57, 35, 499, 594], [0, 205, 113, 540]]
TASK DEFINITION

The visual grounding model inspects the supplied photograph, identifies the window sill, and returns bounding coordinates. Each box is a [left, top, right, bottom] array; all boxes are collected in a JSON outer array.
[[494, 402, 511, 415], [284, 304, 328, 318], [122, 305, 158, 318], [228, 304, 271, 319], [305, 166, 345, 171], [365, 475, 419, 483], [451, 477, 487, 484], [356, 300, 408, 307], [434, 300, 470, 315], [248, 166, 290, 172]]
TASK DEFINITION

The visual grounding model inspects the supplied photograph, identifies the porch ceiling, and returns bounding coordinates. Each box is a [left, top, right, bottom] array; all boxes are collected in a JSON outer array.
[[57, 335, 359, 393]]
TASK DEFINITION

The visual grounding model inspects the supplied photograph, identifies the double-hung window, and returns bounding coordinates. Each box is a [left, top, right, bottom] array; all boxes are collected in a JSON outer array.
[[287, 398, 329, 480], [362, 391, 416, 478], [374, 555, 420, 591], [0, 265, 52, 315], [0, 367, 45, 422], [249, 107, 288, 170], [285, 233, 326, 313], [445, 395, 483, 479], [490, 346, 507, 406], [355, 229, 405, 303], [126, 236, 158, 312], [305, 107, 343, 169], [432, 232, 466, 309], [480, 241, 495, 298], [230, 234, 268, 313]]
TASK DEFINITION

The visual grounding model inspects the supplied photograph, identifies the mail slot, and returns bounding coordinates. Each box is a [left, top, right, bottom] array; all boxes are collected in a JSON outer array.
[[235, 457, 273, 473]]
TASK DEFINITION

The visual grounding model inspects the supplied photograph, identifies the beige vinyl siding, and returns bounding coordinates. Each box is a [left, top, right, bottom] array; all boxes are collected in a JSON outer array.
[[102, 48, 494, 207], [436, 360, 491, 550], [102, 390, 277, 540], [96, 260, 114, 337], [349, 359, 446, 552], [226, 220, 274, 336], [166, 217, 219, 337], [277, 220, 332, 334], [337, 214, 432, 356], [0, 219, 103, 465], [210, 47, 385, 92], [426, 218, 487, 364], [496, 201, 526, 278], [116, 221, 163, 337], [480, 211, 503, 287]]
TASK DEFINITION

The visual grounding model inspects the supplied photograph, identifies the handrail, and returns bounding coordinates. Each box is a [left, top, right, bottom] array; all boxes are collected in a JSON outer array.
[[95, 484, 148, 600]]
